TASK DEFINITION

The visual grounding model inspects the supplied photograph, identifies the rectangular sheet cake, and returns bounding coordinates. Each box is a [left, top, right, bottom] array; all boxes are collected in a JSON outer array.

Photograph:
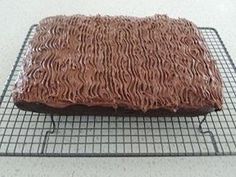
[[12, 15, 223, 116]]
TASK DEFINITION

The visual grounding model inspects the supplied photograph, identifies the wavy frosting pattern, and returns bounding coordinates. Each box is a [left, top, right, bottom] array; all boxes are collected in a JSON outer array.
[[13, 14, 223, 112]]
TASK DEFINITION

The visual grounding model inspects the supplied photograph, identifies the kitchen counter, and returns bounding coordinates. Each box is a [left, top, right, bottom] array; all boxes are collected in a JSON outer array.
[[0, 0, 236, 176]]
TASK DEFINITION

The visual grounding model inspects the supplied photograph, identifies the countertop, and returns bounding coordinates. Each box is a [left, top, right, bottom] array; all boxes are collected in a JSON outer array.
[[0, 0, 236, 176]]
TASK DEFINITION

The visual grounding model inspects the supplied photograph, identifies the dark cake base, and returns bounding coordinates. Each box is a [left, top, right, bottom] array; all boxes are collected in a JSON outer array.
[[15, 101, 216, 117]]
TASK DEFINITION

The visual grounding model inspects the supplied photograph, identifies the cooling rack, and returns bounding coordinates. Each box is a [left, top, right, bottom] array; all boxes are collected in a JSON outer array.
[[0, 25, 235, 157]]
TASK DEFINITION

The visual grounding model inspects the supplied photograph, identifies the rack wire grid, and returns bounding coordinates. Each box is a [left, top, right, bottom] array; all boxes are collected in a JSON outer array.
[[0, 25, 236, 157]]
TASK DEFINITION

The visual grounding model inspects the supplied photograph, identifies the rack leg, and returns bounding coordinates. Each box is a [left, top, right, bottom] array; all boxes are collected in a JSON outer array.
[[41, 115, 56, 154], [198, 115, 219, 154]]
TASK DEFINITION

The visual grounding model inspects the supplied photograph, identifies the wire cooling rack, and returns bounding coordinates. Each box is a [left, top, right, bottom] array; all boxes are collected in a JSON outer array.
[[0, 25, 235, 157]]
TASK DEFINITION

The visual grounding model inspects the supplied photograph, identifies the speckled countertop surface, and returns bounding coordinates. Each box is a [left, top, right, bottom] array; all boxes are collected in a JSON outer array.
[[0, 0, 236, 176]]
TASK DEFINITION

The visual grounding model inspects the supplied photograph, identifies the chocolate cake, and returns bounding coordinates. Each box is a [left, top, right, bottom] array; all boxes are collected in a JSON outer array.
[[12, 15, 223, 116]]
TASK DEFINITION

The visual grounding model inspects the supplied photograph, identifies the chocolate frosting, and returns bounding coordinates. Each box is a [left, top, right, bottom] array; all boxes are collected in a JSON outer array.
[[12, 14, 223, 113]]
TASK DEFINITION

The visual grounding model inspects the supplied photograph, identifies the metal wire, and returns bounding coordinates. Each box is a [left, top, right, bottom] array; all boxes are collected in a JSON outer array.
[[0, 25, 235, 157], [198, 115, 219, 154], [41, 115, 56, 154]]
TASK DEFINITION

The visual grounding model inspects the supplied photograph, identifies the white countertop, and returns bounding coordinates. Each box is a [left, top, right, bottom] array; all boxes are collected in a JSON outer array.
[[0, 0, 236, 176]]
